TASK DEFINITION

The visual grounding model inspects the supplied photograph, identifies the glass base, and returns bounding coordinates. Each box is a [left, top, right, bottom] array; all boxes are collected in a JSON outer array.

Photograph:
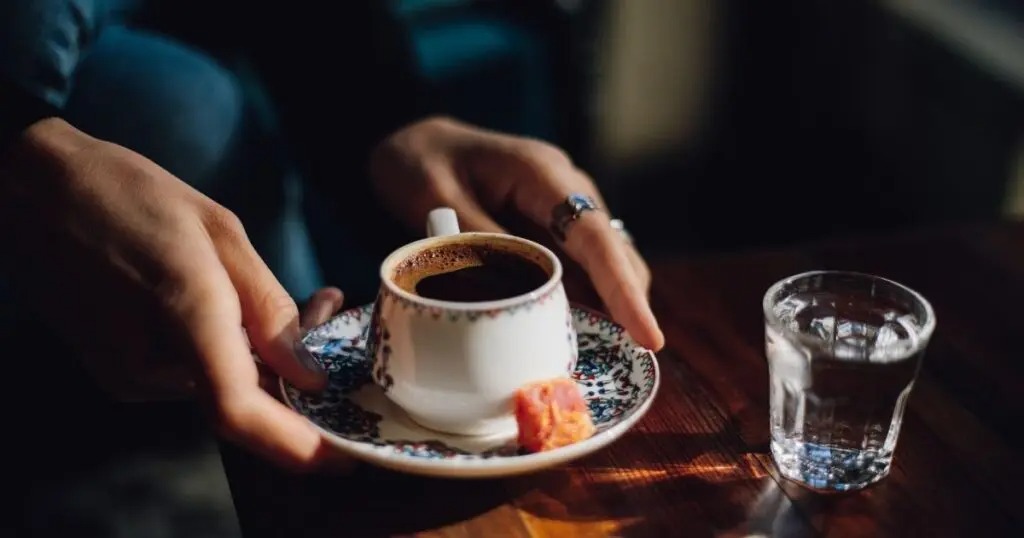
[[771, 439, 893, 492]]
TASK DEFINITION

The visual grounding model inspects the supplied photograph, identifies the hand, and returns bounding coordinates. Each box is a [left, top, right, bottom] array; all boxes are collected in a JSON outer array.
[[0, 118, 339, 471], [258, 287, 346, 393], [370, 117, 664, 350]]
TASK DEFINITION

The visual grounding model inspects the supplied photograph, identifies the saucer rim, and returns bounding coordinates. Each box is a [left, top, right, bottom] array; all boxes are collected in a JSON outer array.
[[280, 303, 660, 479]]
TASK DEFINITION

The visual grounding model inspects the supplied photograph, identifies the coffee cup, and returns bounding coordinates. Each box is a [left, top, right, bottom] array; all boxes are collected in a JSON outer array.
[[368, 208, 578, 437]]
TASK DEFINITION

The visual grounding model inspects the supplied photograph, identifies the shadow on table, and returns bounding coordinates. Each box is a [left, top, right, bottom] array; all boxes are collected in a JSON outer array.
[[513, 462, 871, 537], [762, 474, 925, 537], [507, 430, 865, 537], [502, 430, 777, 536], [225, 430, 746, 536], [224, 443, 516, 537], [227, 429, 827, 537]]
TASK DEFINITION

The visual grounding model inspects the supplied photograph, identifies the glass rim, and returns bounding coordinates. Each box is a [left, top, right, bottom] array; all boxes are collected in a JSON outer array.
[[762, 270, 937, 352]]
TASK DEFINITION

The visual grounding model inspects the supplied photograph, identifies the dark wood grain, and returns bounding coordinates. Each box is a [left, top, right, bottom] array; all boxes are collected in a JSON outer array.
[[223, 219, 1024, 537]]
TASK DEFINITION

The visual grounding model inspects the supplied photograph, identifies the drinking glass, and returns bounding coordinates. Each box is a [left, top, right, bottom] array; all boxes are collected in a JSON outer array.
[[763, 271, 936, 491]]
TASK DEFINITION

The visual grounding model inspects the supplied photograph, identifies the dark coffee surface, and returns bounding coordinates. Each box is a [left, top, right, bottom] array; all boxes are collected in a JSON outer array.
[[394, 244, 549, 302]]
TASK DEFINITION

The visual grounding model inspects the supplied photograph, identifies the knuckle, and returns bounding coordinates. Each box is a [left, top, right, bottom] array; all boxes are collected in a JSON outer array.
[[520, 139, 572, 168], [214, 398, 255, 439], [256, 287, 300, 326], [576, 237, 610, 274], [596, 238, 621, 268], [638, 265, 652, 289], [153, 267, 201, 307], [578, 219, 612, 248], [419, 164, 459, 200], [426, 179, 458, 204], [263, 287, 299, 315], [203, 204, 248, 241], [155, 262, 232, 317], [423, 115, 459, 132], [585, 228, 627, 274]]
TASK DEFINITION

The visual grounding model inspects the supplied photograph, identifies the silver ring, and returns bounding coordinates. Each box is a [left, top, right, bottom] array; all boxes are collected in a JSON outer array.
[[609, 218, 633, 244], [550, 193, 601, 241]]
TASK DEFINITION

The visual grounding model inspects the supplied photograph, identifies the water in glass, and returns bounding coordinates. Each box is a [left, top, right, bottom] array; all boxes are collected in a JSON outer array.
[[765, 272, 934, 491]]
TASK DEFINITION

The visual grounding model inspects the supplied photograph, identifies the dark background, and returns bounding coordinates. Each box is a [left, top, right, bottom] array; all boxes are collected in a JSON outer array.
[[410, 0, 1024, 254]]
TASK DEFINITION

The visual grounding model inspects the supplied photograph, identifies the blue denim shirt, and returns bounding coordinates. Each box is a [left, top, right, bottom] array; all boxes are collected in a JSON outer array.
[[0, 1, 102, 149], [0, 1, 437, 160]]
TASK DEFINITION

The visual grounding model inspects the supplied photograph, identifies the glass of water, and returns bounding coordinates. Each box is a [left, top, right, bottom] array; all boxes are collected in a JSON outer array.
[[763, 271, 936, 491]]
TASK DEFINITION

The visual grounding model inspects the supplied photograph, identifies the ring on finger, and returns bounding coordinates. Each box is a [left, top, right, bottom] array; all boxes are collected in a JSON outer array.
[[549, 193, 634, 245], [609, 218, 634, 245], [549, 193, 601, 241]]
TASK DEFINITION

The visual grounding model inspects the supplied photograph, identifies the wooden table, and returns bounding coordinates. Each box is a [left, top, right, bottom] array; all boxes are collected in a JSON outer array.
[[222, 219, 1024, 537]]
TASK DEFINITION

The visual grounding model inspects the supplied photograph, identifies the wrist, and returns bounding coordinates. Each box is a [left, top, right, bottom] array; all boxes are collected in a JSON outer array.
[[19, 117, 95, 158], [0, 117, 97, 194]]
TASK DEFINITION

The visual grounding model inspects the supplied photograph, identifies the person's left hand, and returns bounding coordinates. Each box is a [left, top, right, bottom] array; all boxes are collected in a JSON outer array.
[[369, 117, 664, 351]]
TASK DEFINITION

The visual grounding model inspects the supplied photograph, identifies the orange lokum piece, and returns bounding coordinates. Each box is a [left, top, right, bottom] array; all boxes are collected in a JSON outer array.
[[514, 377, 596, 452]]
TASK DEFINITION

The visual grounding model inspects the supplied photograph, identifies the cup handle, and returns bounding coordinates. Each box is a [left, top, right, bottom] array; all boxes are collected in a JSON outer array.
[[426, 207, 461, 237]]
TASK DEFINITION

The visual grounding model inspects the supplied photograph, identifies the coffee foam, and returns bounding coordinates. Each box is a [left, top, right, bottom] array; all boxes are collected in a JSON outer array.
[[391, 239, 551, 295]]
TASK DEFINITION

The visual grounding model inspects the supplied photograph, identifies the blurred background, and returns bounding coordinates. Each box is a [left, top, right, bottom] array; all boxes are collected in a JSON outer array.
[[12, 0, 1024, 536], [396, 0, 1024, 254]]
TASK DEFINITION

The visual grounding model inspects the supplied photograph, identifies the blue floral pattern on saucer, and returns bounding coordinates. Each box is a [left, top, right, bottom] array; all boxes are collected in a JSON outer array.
[[282, 304, 659, 478]]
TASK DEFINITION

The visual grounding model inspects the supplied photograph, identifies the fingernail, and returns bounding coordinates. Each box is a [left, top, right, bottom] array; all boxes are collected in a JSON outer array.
[[293, 340, 325, 375]]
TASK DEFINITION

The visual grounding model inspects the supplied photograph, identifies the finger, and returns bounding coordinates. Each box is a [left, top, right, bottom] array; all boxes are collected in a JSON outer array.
[[625, 244, 652, 295], [170, 269, 328, 471], [420, 161, 508, 234], [204, 208, 326, 392], [566, 212, 665, 350], [500, 157, 664, 350], [218, 390, 330, 473], [260, 287, 343, 403], [301, 287, 344, 330], [253, 358, 356, 474]]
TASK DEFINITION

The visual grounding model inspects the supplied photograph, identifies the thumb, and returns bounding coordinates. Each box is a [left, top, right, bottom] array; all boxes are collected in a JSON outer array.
[[204, 208, 327, 391]]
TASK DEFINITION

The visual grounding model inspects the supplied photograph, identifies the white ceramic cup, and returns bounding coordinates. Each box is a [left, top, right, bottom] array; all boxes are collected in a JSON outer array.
[[368, 208, 578, 437]]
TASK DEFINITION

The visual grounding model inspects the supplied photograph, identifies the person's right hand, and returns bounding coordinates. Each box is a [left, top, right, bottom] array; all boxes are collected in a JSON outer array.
[[0, 118, 334, 471]]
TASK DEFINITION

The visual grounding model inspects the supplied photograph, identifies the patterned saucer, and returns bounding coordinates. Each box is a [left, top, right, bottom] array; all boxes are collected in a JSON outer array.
[[281, 304, 660, 479]]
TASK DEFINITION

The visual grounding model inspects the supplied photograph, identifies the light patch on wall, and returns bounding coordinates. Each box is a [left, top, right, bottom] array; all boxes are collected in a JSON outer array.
[[592, 0, 716, 170]]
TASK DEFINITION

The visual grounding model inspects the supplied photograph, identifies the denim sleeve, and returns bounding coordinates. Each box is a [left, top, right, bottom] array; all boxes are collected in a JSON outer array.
[[0, 0, 101, 150]]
